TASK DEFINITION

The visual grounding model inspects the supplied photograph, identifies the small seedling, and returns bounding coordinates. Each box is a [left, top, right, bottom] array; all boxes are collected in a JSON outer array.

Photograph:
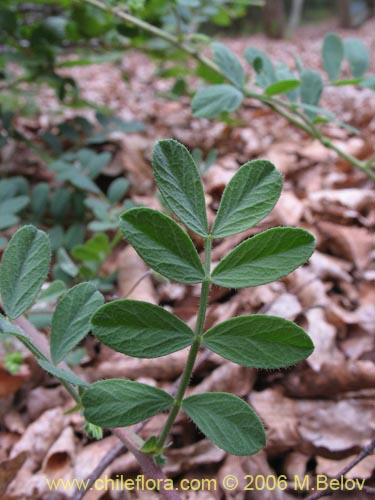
[[0, 139, 315, 460]]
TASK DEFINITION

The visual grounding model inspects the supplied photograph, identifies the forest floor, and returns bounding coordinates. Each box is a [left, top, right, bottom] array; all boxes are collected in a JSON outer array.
[[1, 17, 375, 500]]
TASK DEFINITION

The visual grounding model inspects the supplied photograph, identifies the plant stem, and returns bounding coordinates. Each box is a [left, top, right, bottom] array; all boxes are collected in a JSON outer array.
[[81, 0, 375, 181], [156, 237, 212, 450]]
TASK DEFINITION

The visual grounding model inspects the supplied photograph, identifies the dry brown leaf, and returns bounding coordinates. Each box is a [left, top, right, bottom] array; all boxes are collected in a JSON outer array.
[[265, 293, 302, 320], [309, 189, 374, 211], [118, 246, 157, 303], [273, 191, 305, 226], [42, 426, 76, 480], [165, 440, 225, 476], [191, 363, 255, 397], [297, 399, 375, 451], [317, 221, 374, 270], [10, 408, 64, 473], [0, 452, 27, 496], [309, 251, 352, 282], [316, 454, 375, 479], [250, 389, 301, 455], [0, 364, 30, 398], [282, 360, 375, 397], [305, 308, 344, 371]]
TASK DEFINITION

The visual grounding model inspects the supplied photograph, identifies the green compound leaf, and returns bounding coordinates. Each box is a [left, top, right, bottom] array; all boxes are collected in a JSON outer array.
[[322, 33, 344, 81], [192, 84, 244, 119], [212, 42, 245, 88], [182, 393, 265, 455], [203, 315, 314, 368], [91, 299, 194, 358], [344, 38, 370, 78], [82, 379, 174, 428], [38, 359, 88, 387], [264, 79, 300, 97], [153, 139, 208, 237], [51, 282, 104, 364], [300, 69, 323, 118], [211, 227, 315, 289], [120, 208, 205, 284], [0, 225, 51, 319], [211, 160, 282, 238]]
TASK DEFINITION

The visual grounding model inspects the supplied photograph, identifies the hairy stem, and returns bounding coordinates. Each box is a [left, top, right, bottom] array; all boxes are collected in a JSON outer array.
[[156, 237, 212, 450], [81, 0, 375, 181]]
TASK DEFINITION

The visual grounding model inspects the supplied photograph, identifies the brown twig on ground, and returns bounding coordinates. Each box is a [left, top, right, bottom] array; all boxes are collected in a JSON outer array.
[[304, 436, 375, 500]]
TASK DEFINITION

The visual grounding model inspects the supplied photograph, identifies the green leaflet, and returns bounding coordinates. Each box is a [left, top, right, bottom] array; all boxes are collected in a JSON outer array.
[[211, 227, 315, 289], [245, 47, 276, 88], [212, 42, 245, 88], [344, 38, 370, 78], [153, 139, 208, 237], [191, 84, 244, 119], [0, 225, 51, 319], [264, 79, 300, 97], [38, 280, 67, 302], [300, 69, 323, 118], [38, 359, 88, 387], [203, 315, 314, 368], [50, 282, 104, 364], [91, 299, 194, 358], [82, 379, 174, 428], [182, 393, 265, 455], [211, 160, 282, 238], [322, 33, 343, 81], [120, 207, 205, 284]]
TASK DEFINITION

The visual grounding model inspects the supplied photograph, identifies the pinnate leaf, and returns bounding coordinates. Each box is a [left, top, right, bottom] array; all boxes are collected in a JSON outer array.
[[153, 139, 208, 237], [212, 42, 245, 88], [203, 315, 314, 368], [212, 227, 315, 288], [120, 208, 205, 284], [182, 393, 265, 455], [51, 282, 104, 363], [82, 379, 173, 428], [0, 225, 51, 319], [211, 160, 282, 238], [91, 299, 194, 358], [192, 84, 243, 119], [322, 33, 343, 81]]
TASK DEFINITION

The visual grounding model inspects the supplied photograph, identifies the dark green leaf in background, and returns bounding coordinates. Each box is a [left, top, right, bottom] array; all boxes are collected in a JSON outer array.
[[203, 315, 314, 368], [120, 208, 205, 284], [153, 139, 208, 237], [265, 79, 300, 97], [212, 227, 315, 288], [50, 282, 104, 363], [0, 226, 51, 319], [211, 160, 282, 238], [182, 392, 265, 455], [91, 299, 194, 358], [82, 379, 174, 427], [192, 84, 244, 118]]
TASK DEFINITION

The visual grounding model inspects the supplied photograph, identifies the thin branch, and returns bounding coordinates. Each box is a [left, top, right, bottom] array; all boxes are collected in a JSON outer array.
[[305, 435, 375, 500]]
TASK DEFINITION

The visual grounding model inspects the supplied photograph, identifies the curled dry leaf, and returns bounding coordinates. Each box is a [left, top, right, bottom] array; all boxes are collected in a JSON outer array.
[[10, 408, 64, 473], [316, 454, 375, 479], [273, 191, 305, 226], [265, 293, 302, 320], [165, 440, 225, 476], [42, 426, 76, 480], [0, 364, 30, 399]]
